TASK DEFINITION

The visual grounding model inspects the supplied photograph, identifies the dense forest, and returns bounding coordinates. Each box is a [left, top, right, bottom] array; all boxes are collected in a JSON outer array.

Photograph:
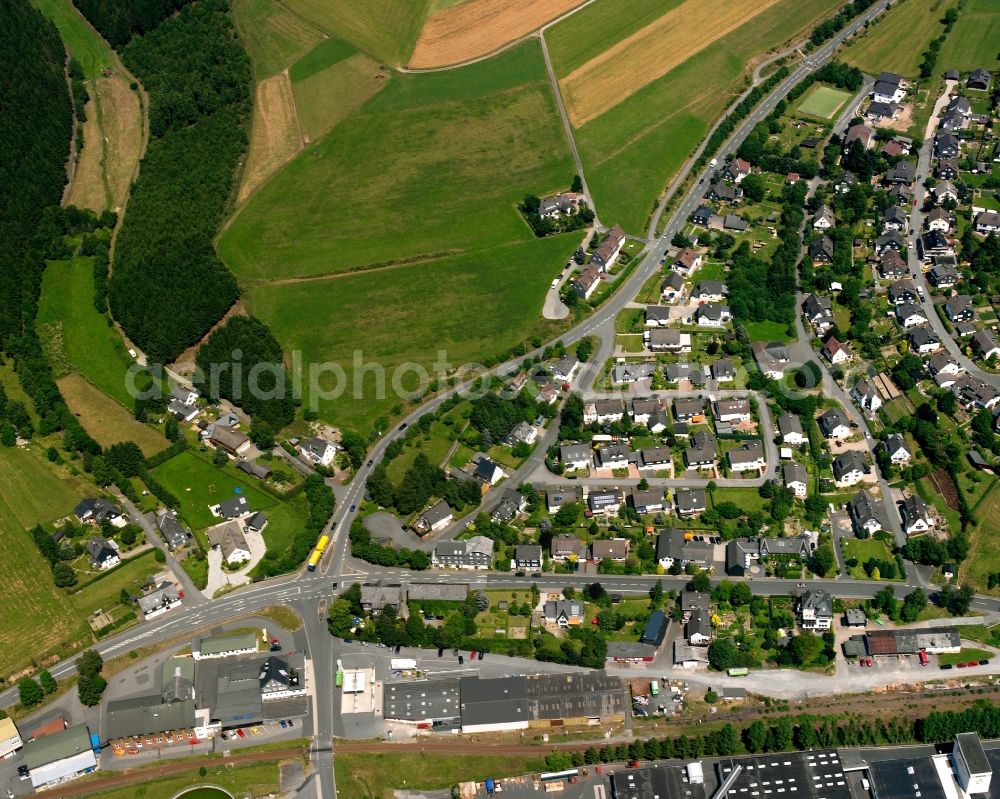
[[73, 0, 192, 48], [98, 0, 250, 363]]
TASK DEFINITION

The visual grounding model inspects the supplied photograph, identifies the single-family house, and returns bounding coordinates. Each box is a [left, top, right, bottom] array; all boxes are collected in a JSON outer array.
[[299, 437, 337, 467], [612, 361, 656, 384], [896, 302, 928, 328], [588, 489, 625, 517], [706, 182, 743, 204], [833, 450, 868, 487], [844, 123, 875, 150], [686, 608, 712, 645], [644, 305, 671, 327], [571, 265, 601, 299], [432, 537, 494, 570], [656, 528, 712, 570], [684, 431, 717, 468], [595, 442, 631, 470], [852, 378, 883, 414], [813, 205, 835, 230], [822, 336, 851, 365], [901, 494, 933, 536], [74, 497, 126, 528], [474, 457, 504, 486], [722, 158, 752, 183], [695, 302, 732, 327], [783, 462, 808, 498], [728, 439, 765, 472], [885, 161, 916, 186], [927, 262, 960, 288], [591, 538, 630, 562], [711, 358, 736, 383], [751, 341, 790, 379], [673, 397, 704, 423], [934, 133, 960, 159], [86, 536, 119, 570], [875, 230, 905, 254], [210, 425, 252, 457], [833, 171, 858, 193], [646, 328, 691, 352], [879, 249, 908, 279], [888, 278, 918, 305], [714, 398, 751, 423], [936, 157, 959, 180], [803, 293, 835, 332], [945, 295, 975, 323], [419, 500, 454, 533], [908, 325, 940, 355], [974, 211, 1000, 234], [777, 413, 805, 446], [630, 487, 666, 514], [972, 330, 1000, 361], [883, 433, 911, 464], [692, 280, 728, 302], [675, 488, 707, 518], [544, 600, 584, 627], [798, 590, 834, 631], [513, 544, 543, 571], [207, 522, 251, 566], [550, 534, 588, 562], [639, 446, 673, 471], [882, 205, 908, 232], [560, 443, 591, 472], [873, 72, 905, 103], [819, 407, 852, 439], [967, 69, 992, 91], [504, 420, 537, 447], [583, 398, 625, 424], [492, 489, 528, 523], [810, 236, 834, 263], [925, 207, 952, 233], [591, 225, 626, 271]]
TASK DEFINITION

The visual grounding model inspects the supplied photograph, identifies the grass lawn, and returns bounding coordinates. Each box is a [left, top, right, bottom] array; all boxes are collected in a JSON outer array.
[[32, 0, 116, 80], [562, 0, 841, 233], [957, 623, 1000, 647], [71, 759, 287, 799], [280, 0, 428, 65], [616, 308, 646, 333], [251, 493, 311, 575], [938, 647, 993, 666], [386, 419, 461, 483], [965, 480, 1000, 594], [152, 451, 277, 530], [841, 537, 900, 580], [221, 43, 571, 281], [745, 319, 793, 342], [231, 0, 324, 79], [246, 235, 575, 433], [38, 256, 139, 409], [67, 549, 160, 619], [938, 0, 1000, 71], [796, 85, 851, 119], [840, 0, 959, 77], [916, 475, 962, 532], [334, 752, 546, 799]]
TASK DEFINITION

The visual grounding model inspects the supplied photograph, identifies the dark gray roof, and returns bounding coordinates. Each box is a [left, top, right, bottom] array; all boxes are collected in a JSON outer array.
[[525, 671, 628, 720], [383, 678, 461, 721], [105, 696, 196, 739], [833, 450, 867, 480], [641, 611, 669, 646], [459, 676, 528, 727]]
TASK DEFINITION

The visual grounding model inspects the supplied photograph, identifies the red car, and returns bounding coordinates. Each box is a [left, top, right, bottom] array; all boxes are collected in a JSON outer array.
[[866, 658, 873, 667], [958, 662, 968, 668], [470, 650, 477, 660], [236, 728, 246, 738]]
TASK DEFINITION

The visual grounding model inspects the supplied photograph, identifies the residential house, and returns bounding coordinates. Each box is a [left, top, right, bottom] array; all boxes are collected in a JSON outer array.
[[591, 538, 630, 562], [630, 487, 666, 514], [875, 230, 905, 254], [852, 378, 883, 414], [591, 225, 626, 271], [945, 295, 975, 323], [919, 230, 954, 261], [661, 271, 686, 300], [675, 488, 707, 518], [474, 458, 504, 486], [879, 249, 908, 279], [492, 489, 527, 523], [656, 528, 712, 570], [888, 278, 918, 305], [844, 123, 875, 150], [588, 489, 625, 517], [711, 358, 736, 382], [551, 355, 579, 382], [974, 211, 1000, 234], [895, 302, 928, 328], [813, 205, 835, 230], [849, 489, 887, 535], [156, 509, 190, 550], [674, 248, 704, 276], [725, 538, 759, 576], [513, 544, 543, 571], [210, 425, 251, 457], [798, 590, 834, 630], [714, 398, 751, 423], [759, 533, 814, 560], [611, 361, 656, 384], [432, 537, 494, 570], [550, 534, 588, 562], [927, 263, 960, 287], [690, 206, 713, 227], [934, 133, 960, 159], [504, 420, 537, 447], [819, 407, 852, 439], [885, 161, 916, 185], [137, 582, 182, 619], [882, 433, 913, 466], [873, 72, 905, 103], [546, 487, 580, 514], [901, 494, 934, 536], [866, 100, 899, 122], [723, 214, 748, 233], [630, 397, 660, 425], [833, 450, 868, 487], [419, 500, 454, 533], [686, 609, 711, 645], [751, 341, 790, 379], [684, 431, 717, 468], [560, 443, 591, 472], [86, 536, 119, 570], [214, 495, 252, 520], [933, 179, 959, 204], [803, 293, 835, 332], [692, 280, 727, 302], [299, 437, 337, 467], [571, 265, 601, 299], [695, 302, 732, 327], [644, 305, 671, 326], [882, 205, 908, 232], [953, 375, 1000, 410], [833, 171, 858, 193], [972, 330, 1000, 361], [936, 158, 959, 180], [544, 600, 584, 627], [822, 336, 851, 365], [810, 236, 834, 263], [646, 328, 691, 352], [538, 193, 582, 218], [360, 583, 402, 614], [728, 439, 765, 472], [783, 462, 808, 498], [968, 69, 992, 91], [706, 182, 743, 204], [722, 158, 752, 183], [595, 442, 631, 470], [928, 351, 963, 385], [946, 94, 972, 118], [245, 511, 267, 534], [259, 656, 305, 700], [777, 413, 805, 446], [639, 446, 673, 471], [925, 207, 952, 233], [673, 397, 705, 422], [583, 399, 625, 424], [74, 497, 126, 528], [663, 362, 706, 386], [909, 325, 941, 355], [207, 522, 251, 566]]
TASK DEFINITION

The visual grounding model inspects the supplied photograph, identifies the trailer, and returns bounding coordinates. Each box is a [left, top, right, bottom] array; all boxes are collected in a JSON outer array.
[[390, 658, 417, 670]]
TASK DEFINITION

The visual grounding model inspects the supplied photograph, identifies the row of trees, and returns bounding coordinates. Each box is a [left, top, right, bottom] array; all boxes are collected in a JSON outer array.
[[106, 0, 250, 362], [809, 0, 878, 45], [348, 518, 430, 570], [255, 473, 335, 577]]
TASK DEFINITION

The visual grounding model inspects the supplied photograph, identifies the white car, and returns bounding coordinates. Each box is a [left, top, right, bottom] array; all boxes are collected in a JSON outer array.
[[550, 278, 559, 289]]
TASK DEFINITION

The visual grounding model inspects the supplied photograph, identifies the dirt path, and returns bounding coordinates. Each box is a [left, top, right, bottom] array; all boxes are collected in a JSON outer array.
[[167, 299, 248, 374]]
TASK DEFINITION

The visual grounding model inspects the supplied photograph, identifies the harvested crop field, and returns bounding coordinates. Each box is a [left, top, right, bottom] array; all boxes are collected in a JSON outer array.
[[238, 72, 303, 203], [408, 0, 587, 68], [560, 0, 780, 126], [57, 373, 168, 457], [232, 0, 324, 79]]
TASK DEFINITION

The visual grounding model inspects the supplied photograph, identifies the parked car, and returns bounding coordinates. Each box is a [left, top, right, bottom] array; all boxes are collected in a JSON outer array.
[[286, 720, 294, 727], [236, 728, 246, 738], [458, 655, 465, 664], [366, 459, 373, 466], [279, 720, 288, 728], [941, 663, 953, 670], [17, 766, 28, 782], [979, 659, 990, 666]]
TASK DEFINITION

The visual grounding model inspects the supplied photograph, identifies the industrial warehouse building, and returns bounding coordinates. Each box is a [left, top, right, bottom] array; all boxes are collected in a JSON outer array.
[[864, 627, 961, 656], [22, 724, 97, 790], [383, 672, 628, 732]]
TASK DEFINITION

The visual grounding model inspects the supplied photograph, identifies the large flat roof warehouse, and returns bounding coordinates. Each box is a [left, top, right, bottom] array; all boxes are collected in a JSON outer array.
[[105, 695, 196, 739], [715, 749, 847, 798], [383, 678, 461, 721], [23, 724, 97, 789], [460, 675, 529, 732], [609, 765, 688, 799], [525, 672, 629, 721]]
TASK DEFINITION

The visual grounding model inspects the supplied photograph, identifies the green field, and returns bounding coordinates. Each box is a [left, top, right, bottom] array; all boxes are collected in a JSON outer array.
[[71, 760, 287, 799], [280, 0, 429, 65], [797, 85, 852, 119], [31, 0, 116, 79], [231, 0, 324, 79], [938, 0, 1000, 71], [841, 537, 901, 580], [545, 0, 683, 77], [289, 37, 358, 82], [220, 43, 573, 281], [564, 0, 841, 233], [966, 481, 1000, 594], [938, 647, 993, 666], [0, 446, 95, 676], [840, 0, 959, 77], [152, 451, 277, 530], [67, 549, 160, 618], [37, 256, 137, 408], [246, 235, 575, 432]]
